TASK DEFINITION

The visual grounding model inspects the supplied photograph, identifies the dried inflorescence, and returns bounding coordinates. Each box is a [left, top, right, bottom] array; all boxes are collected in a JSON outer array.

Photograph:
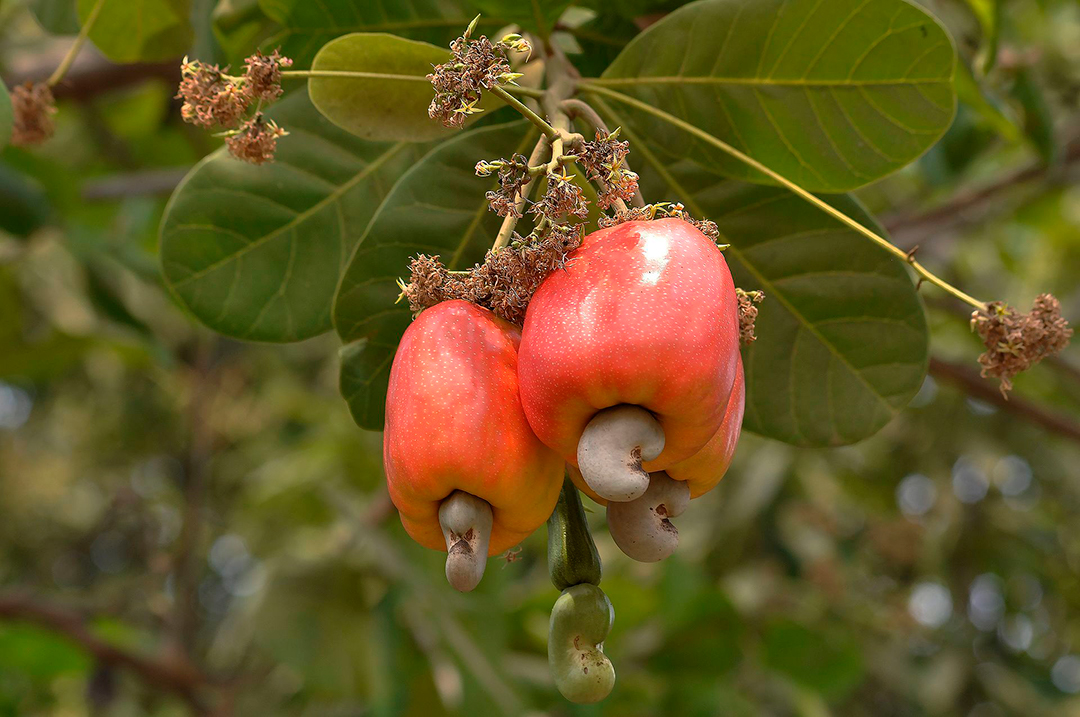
[[531, 173, 589, 223], [10, 82, 57, 146], [971, 293, 1072, 395], [177, 51, 291, 163], [736, 288, 765, 345], [428, 26, 530, 128], [244, 50, 292, 103], [599, 202, 721, 243], [578, 129, 639, 210], [225, 114, 288, 165], [178, 58, 245, 127], [399, 226, 583, 325], [477, 154, 531, 217]]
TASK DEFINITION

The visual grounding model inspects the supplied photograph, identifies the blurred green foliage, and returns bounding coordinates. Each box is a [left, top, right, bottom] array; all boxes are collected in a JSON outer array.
[[1, 0, 1079, 715]]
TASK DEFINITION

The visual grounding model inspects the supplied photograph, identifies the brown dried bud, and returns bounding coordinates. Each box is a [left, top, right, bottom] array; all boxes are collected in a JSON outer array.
[[427, 31, 527, 128], [599, 202, 721, 242], [10, 82, 57, 146], [971, 293, 1072, 395], [243, 50, 292, 103], [177, 58, 250, 128], [482, 153, 531, 218], [225, 114, 287, 165], [530, 173, 588, 223], [736, 288, 764, 345]]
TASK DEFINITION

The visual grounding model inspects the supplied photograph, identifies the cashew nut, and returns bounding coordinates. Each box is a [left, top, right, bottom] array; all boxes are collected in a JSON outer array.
[[438, 491, 493, 592], [548, 583, 616, 703], [606, 471, 689, 562], [576, 405, 665, 502]]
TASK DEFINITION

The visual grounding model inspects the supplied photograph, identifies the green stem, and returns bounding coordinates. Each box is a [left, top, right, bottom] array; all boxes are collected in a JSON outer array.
[[47, 0, 105, 87], [580, 82, 988, 311], [489, 85, 558, 139]]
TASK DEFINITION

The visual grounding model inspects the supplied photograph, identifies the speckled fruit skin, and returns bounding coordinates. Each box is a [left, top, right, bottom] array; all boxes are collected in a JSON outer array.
[[666, 358, 745, 499], [518, 217, 741, 482], [384, 300, 563, 555]]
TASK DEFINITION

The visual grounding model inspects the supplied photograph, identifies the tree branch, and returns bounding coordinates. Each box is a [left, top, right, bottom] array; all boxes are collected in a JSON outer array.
[[0, 593, 211, 711], [929, 357, 1080, 443]]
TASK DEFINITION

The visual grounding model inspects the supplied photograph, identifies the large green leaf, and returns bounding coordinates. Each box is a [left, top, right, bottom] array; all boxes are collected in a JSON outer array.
[[78, 0, 194, 63], [629, 140, 928, 446], [309, 33, 456, 143], [334, 120, 534, 430], [159, 89, 428, 342], [0, 83, 11, 151], [28, 0, 81, 34], [464, 0, 572, 37], [259, 0, 506, 66], [590, 0, 957, 193]]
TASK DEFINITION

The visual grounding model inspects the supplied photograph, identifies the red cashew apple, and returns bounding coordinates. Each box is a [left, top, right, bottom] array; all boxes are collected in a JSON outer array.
[[384, 300, 563, 591], [583, 359, 746, 561], [517, 218, 741, 504]]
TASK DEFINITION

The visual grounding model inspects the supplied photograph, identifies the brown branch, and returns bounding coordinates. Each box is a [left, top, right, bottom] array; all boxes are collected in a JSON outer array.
[[929, 357, 1080, 442], [3, 46, 180, 102], [884, 138, 1080, 242], [0, 593, 211, 711], [82, 168, 188, 201]]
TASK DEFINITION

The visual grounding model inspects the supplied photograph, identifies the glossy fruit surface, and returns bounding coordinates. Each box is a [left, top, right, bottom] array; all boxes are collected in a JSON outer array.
[[518, 218, 741, 476], [666, 358, 745, 498], [384, 300, 563, 554]]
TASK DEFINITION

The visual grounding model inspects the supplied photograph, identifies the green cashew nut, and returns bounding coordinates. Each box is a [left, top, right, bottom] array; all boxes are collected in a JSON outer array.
[[548, 583, 616, 703], [547, 475, 602, 591]]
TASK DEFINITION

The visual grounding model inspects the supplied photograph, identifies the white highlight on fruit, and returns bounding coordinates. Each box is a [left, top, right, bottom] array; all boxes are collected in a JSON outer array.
[[577, 405, 665, 502], [606, 472, 689, 562], [439, 491, 493, 592]]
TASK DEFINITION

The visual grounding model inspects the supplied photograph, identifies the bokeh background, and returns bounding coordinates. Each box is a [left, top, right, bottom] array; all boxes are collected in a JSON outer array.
[[2, 0, 1080, 714]]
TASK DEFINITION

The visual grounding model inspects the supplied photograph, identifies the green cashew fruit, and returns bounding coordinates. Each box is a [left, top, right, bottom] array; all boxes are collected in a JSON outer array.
[[548, 583, 616, 703], [547, 475, 602, 591]]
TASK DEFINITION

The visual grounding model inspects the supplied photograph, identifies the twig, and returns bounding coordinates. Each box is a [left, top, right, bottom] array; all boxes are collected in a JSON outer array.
[[0, 593, 211, 711], [929, 357, 1080, 443], [82, 168, 189, 201], [884, 138, 1080, 240], [46, 0, 106, 87], [492, 133, 550, 251], [560, 97, 646, 208]]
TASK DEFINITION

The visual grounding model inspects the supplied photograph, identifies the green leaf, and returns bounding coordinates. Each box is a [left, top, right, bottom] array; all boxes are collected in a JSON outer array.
[[309, 33, 458, 143], [334, 120, 534, 430], [28, 0, 82, 34], [631, 146, 928, 446], [259, 0, 506, 66], [0, 165, 52, 237], [954, 60, 1020, 144], [159, 89, 428, 342], [592, 0, 957, 193], [464, 0, 572, 37], [762, 621, 865, 701], [78, 0, 194, 63], [0, 82, 11, 151], [212, 0, 278, 66]]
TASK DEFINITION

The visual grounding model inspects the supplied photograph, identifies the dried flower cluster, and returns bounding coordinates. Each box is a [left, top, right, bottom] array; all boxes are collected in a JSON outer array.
[[530, 172, 589, 224], [476, 154, 531, 217], [600, 202, 721, 243], [224, 114, 288, 165], [736, 288, 765, 345], [578, 129, 639, 210], [428, 25, 529, 128], [10, 82, 57, 147], [399, 226, 583, 325], [176, 51, 291, 163], [971, 293, 1072, 395]]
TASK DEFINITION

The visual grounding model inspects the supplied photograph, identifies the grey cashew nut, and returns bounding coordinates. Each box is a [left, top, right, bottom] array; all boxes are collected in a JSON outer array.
[[576, 405, 665, 502], [606, 472, 689, 562], [438, 491, 493, 592]]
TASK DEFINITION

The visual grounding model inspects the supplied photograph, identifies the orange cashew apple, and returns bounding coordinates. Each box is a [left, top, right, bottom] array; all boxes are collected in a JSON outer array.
[[517, 218, 741, 504], [384, 300, 563, 591]]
